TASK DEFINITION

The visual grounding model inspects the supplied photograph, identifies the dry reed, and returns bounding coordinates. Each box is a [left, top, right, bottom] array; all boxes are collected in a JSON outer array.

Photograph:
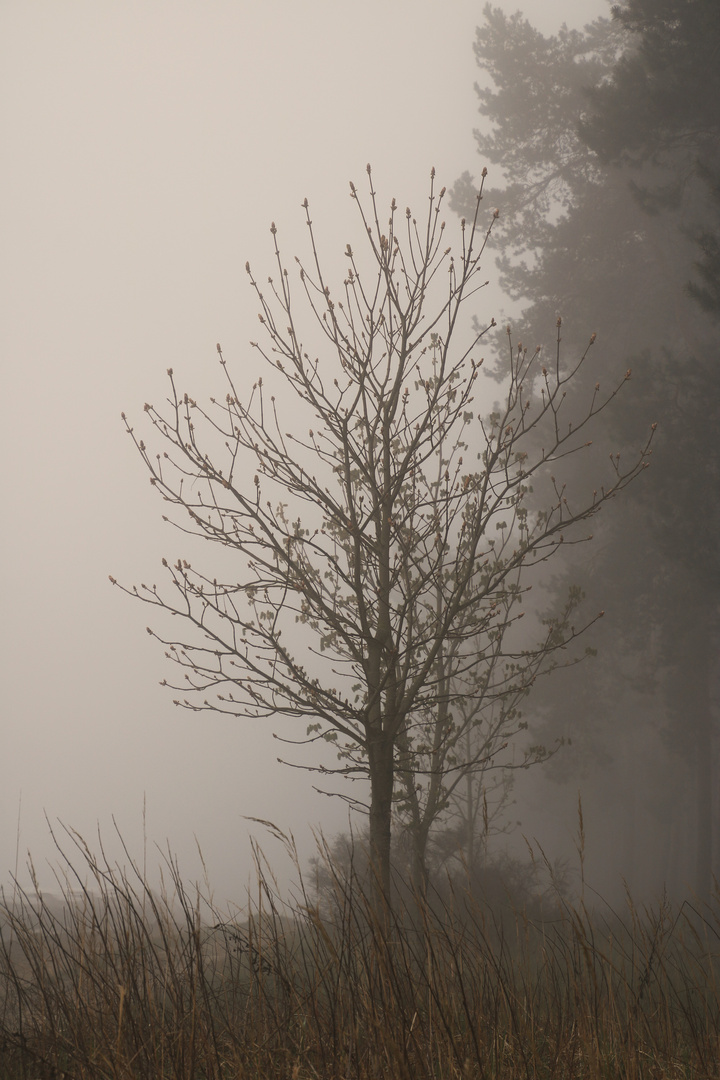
[[1, 824, 718, 1079]]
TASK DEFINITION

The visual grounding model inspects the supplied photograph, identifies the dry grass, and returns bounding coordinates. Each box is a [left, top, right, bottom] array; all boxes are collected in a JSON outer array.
[[1, 826, 719, 1079]]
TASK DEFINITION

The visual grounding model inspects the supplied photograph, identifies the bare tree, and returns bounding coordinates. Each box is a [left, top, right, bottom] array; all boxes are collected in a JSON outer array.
[[114, 166, 654, 897]]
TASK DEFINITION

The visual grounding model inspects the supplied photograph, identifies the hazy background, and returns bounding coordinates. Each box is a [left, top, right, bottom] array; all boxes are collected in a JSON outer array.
[[2, 0, 606, 905]]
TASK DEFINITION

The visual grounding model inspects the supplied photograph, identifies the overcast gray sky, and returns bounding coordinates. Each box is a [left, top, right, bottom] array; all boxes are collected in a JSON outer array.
[[1, 0, 607, 905]]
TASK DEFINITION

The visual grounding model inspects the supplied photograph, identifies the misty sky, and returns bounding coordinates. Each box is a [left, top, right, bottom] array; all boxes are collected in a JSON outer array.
[[2, 0, 607, 905]]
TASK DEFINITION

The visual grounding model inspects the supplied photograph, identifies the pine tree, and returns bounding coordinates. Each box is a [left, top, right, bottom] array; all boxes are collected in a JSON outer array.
[[451, 2, 720, 897]]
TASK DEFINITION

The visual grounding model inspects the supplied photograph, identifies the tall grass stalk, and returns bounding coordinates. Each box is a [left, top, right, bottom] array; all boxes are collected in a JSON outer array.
[[1, 824, 718, 1078]]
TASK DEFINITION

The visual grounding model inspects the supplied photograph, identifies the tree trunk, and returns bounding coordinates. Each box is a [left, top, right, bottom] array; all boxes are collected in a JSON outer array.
[[368, 734, 395, 899], [679, 587, 719, 901], [410, 826, 430, 900], [695, 703, 713, 901]]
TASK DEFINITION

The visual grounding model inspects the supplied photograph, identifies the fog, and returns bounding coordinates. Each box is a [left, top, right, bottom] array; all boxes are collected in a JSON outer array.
[[3, 0, 626, 907]]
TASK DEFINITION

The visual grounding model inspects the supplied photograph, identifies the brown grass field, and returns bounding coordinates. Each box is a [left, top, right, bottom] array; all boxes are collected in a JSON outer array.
[[1, 827, 718, 1079]]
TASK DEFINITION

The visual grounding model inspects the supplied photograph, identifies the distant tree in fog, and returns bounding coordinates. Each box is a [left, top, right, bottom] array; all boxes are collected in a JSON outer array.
[[580, 0, 720, 900], [115, 167, 653, 899], [451, 0, 720, 898]]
